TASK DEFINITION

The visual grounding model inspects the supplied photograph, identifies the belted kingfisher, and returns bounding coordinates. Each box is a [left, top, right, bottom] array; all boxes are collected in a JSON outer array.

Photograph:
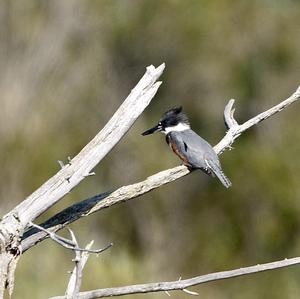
[[142, 107, 232, 188]]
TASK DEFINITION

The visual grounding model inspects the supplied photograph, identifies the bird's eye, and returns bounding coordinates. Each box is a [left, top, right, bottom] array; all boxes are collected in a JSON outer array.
[[158, 122, 162, 126]]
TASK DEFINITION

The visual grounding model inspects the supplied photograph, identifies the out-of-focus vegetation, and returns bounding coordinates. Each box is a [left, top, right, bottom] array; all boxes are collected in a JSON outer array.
[[1, 1, 300, 298]]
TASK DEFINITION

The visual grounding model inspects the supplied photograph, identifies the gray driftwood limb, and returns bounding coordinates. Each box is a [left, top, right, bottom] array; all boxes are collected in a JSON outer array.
[[0, 63, 165, 298], [21, 166, 189, 251], [50, 256, 300, 299], [66, 237, 93, 298], [22, 85, 300, 253], [29, 222, 112, 254], [215, 85, 300, 153]]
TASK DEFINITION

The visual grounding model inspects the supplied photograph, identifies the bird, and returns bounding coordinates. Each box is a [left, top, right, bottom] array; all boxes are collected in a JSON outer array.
[[142, 106, 232, 188]]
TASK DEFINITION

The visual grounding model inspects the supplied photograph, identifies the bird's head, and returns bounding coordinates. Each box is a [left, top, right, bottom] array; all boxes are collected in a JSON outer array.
[[142, 106, 190, 136]]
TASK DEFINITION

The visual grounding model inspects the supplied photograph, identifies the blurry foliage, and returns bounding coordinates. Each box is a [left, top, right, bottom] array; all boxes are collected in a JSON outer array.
[[0, 1, 300, 298]]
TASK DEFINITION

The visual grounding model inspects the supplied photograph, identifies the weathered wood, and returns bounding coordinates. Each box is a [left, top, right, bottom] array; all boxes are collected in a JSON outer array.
[[50, 256, 300, 299], [22, 86, 300, 253], [0, 63, 165, 298]]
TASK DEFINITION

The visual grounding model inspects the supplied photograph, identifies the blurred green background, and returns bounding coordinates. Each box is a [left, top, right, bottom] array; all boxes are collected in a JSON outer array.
[[1, 1, 300, 298]]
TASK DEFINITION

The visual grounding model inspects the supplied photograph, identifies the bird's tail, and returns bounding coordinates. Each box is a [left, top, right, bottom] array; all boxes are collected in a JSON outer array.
[[206, 159, 232, 188], [214, 168, 232, 188]]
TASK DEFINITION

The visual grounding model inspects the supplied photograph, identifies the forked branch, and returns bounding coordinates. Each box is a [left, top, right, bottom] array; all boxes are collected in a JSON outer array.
[[0, 63, 165, 230], [0, 63, 165, 298], [216, 86, 300, 153], [29, 222, 112, 254], [50, 256, 300, 299], [22, 85, 300, 252]]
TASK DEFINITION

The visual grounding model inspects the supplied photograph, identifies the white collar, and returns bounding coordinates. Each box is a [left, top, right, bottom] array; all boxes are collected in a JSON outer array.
[[163, 123, 190, 134]]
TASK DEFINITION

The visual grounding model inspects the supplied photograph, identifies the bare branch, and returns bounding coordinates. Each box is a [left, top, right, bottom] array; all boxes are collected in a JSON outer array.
[[182, 288, 199, 296], [21, 166, 189, 252], [66, 230, 84, 298], [223, 99, 238, 129], [50, 256, 300, 299], [0, 64, 164, 295], [28, 222, 112, 254], [215, 85, 300, 154], [22, 85, 300, 252], [0, 63, 165, 236], [66, 238, 94, 298]]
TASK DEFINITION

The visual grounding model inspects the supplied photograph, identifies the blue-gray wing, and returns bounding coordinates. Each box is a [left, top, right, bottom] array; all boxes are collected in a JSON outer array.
[[170, 130, 231, 188], [170, 130, 218, 170]]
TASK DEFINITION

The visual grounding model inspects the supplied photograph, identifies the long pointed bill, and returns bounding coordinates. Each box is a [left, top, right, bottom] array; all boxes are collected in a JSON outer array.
[[141, 124, 161, 136]]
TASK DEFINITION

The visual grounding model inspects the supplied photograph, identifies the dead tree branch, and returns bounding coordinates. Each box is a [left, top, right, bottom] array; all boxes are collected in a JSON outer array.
[[215, 86, 300, 153], [22, 85, 300, 253], [29, 222, 112, 254], [1, 63, 165, 230], [0, 63, 165, 297], [50, 256, 300, 299], [64, 233, 111, 298], [21, 166, 188, 251], [66, 238, 94, 299]]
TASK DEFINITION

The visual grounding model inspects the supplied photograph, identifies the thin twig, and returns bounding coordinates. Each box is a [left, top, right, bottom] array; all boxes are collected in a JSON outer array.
[[215, 85, 300, 154], [66, 229, 82, 299], [29, 222, 112, 254], [66, 237, 94, 298], [182, 288, 199, 296], [50, 256, 300, 299]]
